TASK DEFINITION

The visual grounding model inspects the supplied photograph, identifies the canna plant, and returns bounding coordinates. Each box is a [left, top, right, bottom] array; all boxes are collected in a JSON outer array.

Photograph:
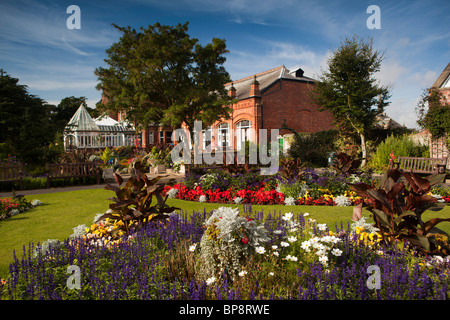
[[350, 168, 450, 255], [97, 160, 180, 234], [277, 157, 307, 183], [332, 152, 362, 177]]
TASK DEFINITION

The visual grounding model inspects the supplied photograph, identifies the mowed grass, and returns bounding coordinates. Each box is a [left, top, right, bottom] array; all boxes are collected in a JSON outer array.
[[1, 188, 449, 279]]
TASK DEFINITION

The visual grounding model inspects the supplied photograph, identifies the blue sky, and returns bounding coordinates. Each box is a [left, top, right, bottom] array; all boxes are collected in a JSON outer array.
[[1, 0, 449, 129]]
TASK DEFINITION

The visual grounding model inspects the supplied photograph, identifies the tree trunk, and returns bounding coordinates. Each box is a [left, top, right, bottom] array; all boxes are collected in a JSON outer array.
[[360, 133, 367, 168]]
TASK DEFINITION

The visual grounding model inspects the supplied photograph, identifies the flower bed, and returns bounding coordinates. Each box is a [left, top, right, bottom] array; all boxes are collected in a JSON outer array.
[[166, 169, 450, 207], [2, 206, 449, 300], [0, 196, 42, 221]]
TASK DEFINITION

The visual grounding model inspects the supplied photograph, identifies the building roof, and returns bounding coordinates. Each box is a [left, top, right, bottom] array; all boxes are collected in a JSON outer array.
[[375, 112, 406, 130], [431, 62, 450, 89], [66, 104, 100, 132], [94, 114, 135, 132], [66, 105, 135, 133], [224, 65, 316, 100]]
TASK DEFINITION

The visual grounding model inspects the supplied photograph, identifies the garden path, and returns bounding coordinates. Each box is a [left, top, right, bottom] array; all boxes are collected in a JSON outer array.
[[0, 172, 185, 198]]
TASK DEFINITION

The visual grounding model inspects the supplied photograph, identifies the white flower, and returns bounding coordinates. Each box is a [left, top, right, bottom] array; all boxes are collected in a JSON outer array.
[[233, 197, 243, 204], [318, 255, 329, 265], [331, 248, 343, 256], [273, 230, 282, 235], [280, 241, 290, 247], [199, 195, 207, 203], [334, 195, 351, 207], [303, 212, 310, 217], [189, 244, 197, 252], [316, 249, 327, 257], [273, 251, 279, 257], [287, 236, 297, 243], [268, 272, 275, 276], [31, 199, 42, 206], [282, 212, 293, 221], [238, 270, 248, 277], [284, 197, 296, 206], [308, 218, 316, 223], [286, 255, 298, 262], [255, 246, 266, 254], [272, 245, 278, 250], [206, 277, 216, 285], [317, 223, 327, 231], [301, 241, 311, 251], [167, 188, 179, 199]]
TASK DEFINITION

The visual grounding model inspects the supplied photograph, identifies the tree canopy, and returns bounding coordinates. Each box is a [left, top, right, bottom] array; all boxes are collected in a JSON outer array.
[[416, 88, 450, 139], [95, 22, 233, 137], [311, 36, 390, 166]]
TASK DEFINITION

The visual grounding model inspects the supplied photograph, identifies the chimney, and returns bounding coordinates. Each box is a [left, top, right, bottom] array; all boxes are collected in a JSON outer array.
[[228, 82, 236, 98], [249, 75, 261, 97]]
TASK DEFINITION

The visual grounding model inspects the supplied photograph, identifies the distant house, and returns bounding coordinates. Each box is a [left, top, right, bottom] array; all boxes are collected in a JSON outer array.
[[63, 104, 138, 150]]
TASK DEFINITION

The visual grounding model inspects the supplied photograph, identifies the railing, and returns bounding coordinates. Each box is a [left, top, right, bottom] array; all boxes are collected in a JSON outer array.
[[0, 165, 23, 190], [46, 162, 101, 188]]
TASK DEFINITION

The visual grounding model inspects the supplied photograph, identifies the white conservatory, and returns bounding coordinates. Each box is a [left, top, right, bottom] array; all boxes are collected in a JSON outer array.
[[63, 104, 139, 150]]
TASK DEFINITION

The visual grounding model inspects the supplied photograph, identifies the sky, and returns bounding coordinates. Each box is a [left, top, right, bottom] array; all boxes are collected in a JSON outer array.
[[1, 0, 449, 129]]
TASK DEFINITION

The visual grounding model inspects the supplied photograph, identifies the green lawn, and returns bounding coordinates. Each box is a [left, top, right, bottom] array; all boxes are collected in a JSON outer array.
[[1, 188, 449, 279]]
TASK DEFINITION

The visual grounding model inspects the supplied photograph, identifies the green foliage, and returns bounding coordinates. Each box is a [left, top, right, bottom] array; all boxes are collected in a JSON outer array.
[[95, 22, 233, 135], [311, 35, 391, 165], [370, 134, 428, 170], [100, 147, 113, 163], [288, 130, 337, 166], [416, 89, 450, 139], [350, 169, 450, 255], [99, 160, 180, 233]]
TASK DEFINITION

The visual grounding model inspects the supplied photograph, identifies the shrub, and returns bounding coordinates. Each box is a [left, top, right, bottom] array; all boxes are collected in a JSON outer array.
[[198, 207, 270, 281], [370, 134, 428, 170]]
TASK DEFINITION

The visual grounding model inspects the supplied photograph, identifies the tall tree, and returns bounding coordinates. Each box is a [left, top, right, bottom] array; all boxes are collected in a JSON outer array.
[[312, 36, 390, 167], [95, 22, 233, 140], [0, 70, 55, 164]]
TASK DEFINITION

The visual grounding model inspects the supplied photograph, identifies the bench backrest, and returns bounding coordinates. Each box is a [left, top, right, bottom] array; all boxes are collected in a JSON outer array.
[[0, 165, 23, 181], [46, 162, 98, 178], [397, 157, 447, 174]]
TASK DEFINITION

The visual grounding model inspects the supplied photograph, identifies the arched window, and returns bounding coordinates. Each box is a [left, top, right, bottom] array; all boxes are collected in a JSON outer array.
[[236, 120, 252, 150]]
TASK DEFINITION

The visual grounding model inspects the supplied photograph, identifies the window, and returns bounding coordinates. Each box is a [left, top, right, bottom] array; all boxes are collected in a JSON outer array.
[[202, 126, 212, 150], [236, 120, 252, 150], [218, 123, 229, 148], [166, 131, 173, 144], [149, 131, 154, 144]]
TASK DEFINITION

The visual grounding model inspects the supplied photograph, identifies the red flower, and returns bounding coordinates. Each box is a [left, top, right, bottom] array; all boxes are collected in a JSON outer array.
[[242, 237, 249, 244]]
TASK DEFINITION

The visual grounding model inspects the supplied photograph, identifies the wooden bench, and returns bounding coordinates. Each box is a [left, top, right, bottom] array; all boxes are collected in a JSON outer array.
[[392, 157, 448, 174], [0, 165, 23, 190], [46, 162, 101, 188]]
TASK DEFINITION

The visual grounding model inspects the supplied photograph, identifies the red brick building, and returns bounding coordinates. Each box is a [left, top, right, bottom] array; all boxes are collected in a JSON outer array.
[[103, 65, 335, 152], [194, 65, 335, 152]]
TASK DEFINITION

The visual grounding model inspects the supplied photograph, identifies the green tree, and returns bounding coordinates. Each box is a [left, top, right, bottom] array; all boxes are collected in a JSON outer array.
[[311, 36, 391, 167], [416, 88, 450, 140], [95, 22, 233, 140], [0, 70, 56, 165]]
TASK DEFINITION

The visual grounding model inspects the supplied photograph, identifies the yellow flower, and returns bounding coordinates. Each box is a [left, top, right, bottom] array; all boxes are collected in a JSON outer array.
[[356, 226, 364, 234]]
